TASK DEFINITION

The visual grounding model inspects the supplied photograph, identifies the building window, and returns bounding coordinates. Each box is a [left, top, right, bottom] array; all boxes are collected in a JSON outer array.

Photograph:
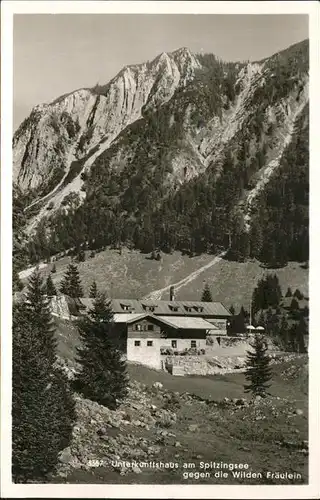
[[134, 340, 141, 347], [171, 340, 177, 348], [147, 341, 153, 347], [121, 303, 134, 311], [135, 324, 142, 331], [169, 305, 179, 312], [142, 304, 156, 312], [147, 324, 154, 331], [191, 340, 197, 348]]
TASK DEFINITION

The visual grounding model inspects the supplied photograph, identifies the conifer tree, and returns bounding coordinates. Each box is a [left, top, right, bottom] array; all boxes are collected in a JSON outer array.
[[229, 304, 235, 316], [290, 297, 300, 311], [285, 287, 293, 297], [244, 334, 272, 398], [279, 315, 290, 350], [73, 293, 128, 409], [290, 317, 307, 353], [235, 306, 247, 333], [46, 274, 57, 296], [89, 280, 98, 298], [60, 262, 83, 297], [201, 282, 213, 302], [293, 288, 304, 300], [12, 271, 75, 482], [258, 311, 266, 329]]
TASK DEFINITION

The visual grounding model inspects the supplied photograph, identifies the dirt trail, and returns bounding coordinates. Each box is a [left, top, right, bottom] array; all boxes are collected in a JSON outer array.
[[143, 251, 227, 300]]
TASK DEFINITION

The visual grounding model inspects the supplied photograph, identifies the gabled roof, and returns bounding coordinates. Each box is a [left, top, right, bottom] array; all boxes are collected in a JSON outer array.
[[159, 316, 219, 330], [61, 297, 231, 317], [110, 299, 231, 316], [113, 313, 147, 323], [113, 313, 217, 331]]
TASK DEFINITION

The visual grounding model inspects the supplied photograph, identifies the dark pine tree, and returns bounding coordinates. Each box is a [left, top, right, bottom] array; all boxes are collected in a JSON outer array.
[[293, 288, 304, 300], [46, 274, 57, 296], [77, 249, 86, 262], [285, 287, 293, 297], [60, 262, 83, 297], [290, 297, 300, 312], [279, 315, 290, 350], [89, 280, 98, 299], [201, 282, 213, 302], [244, 334, 272, 398], [12, 271, 75, 482], [73, 293, 128, 409], [289, 317, 308, 353]]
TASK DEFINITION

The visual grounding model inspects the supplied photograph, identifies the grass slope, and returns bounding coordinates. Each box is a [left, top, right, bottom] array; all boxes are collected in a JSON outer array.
[[36, 248, 308, 311], [58, 357, 308, 485], [52, 317, 308, 485]]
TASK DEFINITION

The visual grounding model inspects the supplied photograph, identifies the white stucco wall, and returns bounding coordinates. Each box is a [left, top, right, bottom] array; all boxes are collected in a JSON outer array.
[[127, 337, 162, 370], [161, 338, 206, 351]]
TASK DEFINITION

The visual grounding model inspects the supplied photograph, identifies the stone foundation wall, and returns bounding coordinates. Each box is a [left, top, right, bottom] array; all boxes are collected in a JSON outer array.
[[164, 355, 246, 376]]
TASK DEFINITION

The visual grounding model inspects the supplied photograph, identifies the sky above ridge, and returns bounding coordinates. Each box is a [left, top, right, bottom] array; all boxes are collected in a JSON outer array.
[[13, 14, 308, 130]]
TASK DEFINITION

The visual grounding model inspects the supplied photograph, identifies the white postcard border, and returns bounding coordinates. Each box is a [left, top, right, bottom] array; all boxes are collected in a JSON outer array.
[[1, 1, 320, 498]]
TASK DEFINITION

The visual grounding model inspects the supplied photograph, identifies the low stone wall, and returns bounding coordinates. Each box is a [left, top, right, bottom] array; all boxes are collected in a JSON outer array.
[[164, 355, 246, 376], [164, 350, 293, 377]]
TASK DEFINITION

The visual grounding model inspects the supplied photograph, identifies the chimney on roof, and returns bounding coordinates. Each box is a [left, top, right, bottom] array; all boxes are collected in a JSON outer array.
[[170, 286, 175, 301]]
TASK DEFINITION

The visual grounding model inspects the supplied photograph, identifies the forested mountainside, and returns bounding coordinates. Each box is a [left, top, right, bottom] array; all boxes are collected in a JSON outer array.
[[13, 40, 309, 271]]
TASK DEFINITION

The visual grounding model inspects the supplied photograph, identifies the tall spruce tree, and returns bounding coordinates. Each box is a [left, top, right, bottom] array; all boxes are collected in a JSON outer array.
[[201, 282, 213, 302], [231, 306, 247, 334], [279, 315, 290, 350], [89, 280, 98, 298], [46, 274, 57, 296], [293, 288, 304, 300], [73, 293, 128, 409], [285, 287, 293, 297], [244, 334, 272, 398], [60, 262, 83, 297], [290, 317, 307, 353], [12, 271, 75, 482]]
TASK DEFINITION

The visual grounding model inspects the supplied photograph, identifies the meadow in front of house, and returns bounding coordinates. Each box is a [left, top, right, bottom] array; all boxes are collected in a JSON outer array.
[[53, 353, 308, 485], [50, 299, 308, 486]]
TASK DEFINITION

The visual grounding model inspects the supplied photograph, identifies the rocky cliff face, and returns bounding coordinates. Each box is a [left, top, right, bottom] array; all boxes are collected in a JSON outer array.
[[14, 48, 200, 196], [13, 41, 309, 263]]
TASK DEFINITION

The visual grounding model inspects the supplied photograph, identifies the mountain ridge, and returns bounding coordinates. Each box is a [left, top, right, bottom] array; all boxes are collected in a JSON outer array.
[[13, 39, 309, 270]]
